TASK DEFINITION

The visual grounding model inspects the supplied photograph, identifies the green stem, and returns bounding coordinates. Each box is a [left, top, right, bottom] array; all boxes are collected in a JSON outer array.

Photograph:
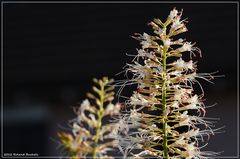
[[92, 83, 104, 159], [162, 46, 169, 159]]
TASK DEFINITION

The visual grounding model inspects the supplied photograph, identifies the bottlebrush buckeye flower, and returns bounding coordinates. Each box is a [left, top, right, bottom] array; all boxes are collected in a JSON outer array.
[[116, 8, 223, 159], [58, 77, 121, 159]]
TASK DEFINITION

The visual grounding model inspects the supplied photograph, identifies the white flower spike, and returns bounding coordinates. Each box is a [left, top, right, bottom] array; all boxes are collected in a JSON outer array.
[[116, 8, 223, 159]]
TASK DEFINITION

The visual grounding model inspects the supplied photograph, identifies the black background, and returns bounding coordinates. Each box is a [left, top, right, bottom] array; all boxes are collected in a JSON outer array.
[[2, 2, 238, 157]]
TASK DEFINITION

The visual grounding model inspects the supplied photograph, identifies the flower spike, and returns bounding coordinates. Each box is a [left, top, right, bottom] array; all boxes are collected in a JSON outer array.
[[58, 77, 121, 159], [116, 8, 223, 159]]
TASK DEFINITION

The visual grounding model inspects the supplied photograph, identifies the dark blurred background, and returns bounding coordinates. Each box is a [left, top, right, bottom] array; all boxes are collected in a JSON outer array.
[[2, 2, 238, 158]]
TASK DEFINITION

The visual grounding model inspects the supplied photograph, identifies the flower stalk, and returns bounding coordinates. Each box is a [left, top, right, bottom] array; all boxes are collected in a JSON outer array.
[[162, 45, 168, 159], [92, 79, 105, 159]]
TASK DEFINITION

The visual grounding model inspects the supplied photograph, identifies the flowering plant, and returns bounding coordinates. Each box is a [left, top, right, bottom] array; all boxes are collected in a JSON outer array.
[[57, 8, 222, 159], [116, 8, 222, 159], [58, 77, 121, 159]]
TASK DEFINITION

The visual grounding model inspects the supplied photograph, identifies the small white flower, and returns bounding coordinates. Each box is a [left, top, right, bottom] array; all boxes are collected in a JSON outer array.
[[137, 49, 156, 61], [137, 33, 152, 49], [178, 42, 202, 58], [172, 38, 184, 45], [171, 101, 179, 108], [77, 99, 98, 127], [152, 135, 162, 141], [174, 58, 185, 69], [170, 70, 183, 77], [106, 103, 114, 112], [81, 99, 91, 110], [173, 88, 190, 102], [169, 8, 178, 20], [106, 103, 121, 115], [129, 109, 141, 127], [185, 95, 199, 104], [179, 42, 193, 52], [178, 95, 201, 110], [134, 150, 158, 158], [173, 90, 183, 101], [185, 103, 198, 110], [128, 61, 145, 73], [142, 32, 151, 41], [117, 119, 129, 135], [163, 39, 171, 48], [137, 49, 145, 55], [181, 142, 197, 159], [182, 128, 200, 138], [179, 115, 191, 126], [184, 72, 197, 80], [185, 60, 194, 70], [137, 49, 147, 60], [175, 136, 186, 145], [173, 58, 194, 71], [140, 41, 150, 49], [172, 111, 191, 127], [130, 109, 139, 118], [130, 92, 148, 106], [126, 61, 148, 80], [171, 17, 185, 31], [72, 122, 81, 137]]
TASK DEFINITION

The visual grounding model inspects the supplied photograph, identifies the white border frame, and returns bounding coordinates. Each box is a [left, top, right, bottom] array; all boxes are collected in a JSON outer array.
[[1, 1, 239, 158]]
